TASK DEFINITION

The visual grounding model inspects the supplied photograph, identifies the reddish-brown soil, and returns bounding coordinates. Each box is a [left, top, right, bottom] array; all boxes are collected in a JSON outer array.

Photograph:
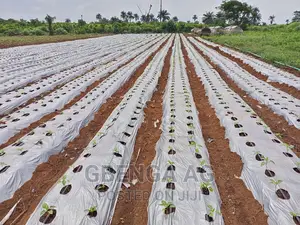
[[0, 38, 170, 225], [196, 39, 300, 99], [0, 38, 162, 149], [110, 39, 173, 225], [181, 37, 268, 225], [188, 38, 300, 157]]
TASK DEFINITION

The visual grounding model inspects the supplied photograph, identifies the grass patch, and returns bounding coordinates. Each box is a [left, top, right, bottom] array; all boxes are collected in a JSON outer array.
[[0, 34, 111, 48], [204, 30, 300, 68]]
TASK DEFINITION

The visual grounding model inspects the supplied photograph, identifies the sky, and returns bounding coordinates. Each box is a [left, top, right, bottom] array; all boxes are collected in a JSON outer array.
[[0, 0, 299, 24]]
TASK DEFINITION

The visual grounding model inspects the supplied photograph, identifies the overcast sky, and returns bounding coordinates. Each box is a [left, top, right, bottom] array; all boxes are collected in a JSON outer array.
[[0, 0, 299, 24]]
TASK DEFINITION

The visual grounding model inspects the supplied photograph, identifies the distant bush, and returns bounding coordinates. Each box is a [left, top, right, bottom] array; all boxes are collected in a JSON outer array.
[[55, 27, 68, 35], [4, 28, 22, 36], [30, 28, 46, 36], [22, 29, 31, 36]]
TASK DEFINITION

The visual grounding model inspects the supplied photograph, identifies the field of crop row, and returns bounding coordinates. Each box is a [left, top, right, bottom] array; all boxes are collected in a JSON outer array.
[[0, 34, 299, 225]]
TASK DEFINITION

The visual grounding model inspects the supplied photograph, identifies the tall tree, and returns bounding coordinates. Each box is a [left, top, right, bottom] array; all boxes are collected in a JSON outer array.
[[141, 15, 147, 22], [65, 18, 71, 23], [202, 12, 215, 24], [149, 14, 155, 22], [286, 19, 290, 25], [134, 13, 139, 22], [292, 11, 300, 22], [110, 16, 121, 23], [120, 11, 127, 21], [45, 14, 56, 35], [127, 11, 134, 22], [218, 0, 261, 26], [172, 16, 179, 22], [96, 13, 102, 22], [192, 15, 198, 22], [269, 15, 275, 25], [158, 10, 170, 22]]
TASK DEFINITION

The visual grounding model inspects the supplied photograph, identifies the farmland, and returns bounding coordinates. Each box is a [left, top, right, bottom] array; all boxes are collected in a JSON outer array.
[[0, 34, 299, 225], [203, 24, 300, 69], [0, 34, 111, 48]]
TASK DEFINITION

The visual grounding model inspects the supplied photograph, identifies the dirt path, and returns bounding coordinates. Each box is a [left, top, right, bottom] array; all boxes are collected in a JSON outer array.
[[196, 38, 300, 99], [188, 38, 300, 158], [0, 34, 112, 49], [110, 39, 173, 225], [181, 37, 268, 225], [0, 38, 170, 225]]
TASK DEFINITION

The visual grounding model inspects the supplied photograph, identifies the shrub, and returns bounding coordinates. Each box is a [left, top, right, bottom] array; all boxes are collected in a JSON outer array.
[[4, 28, 22, 36], [22, 29, 31, 36], [55, 27, 68, 35], [30, 28, 46, 36]]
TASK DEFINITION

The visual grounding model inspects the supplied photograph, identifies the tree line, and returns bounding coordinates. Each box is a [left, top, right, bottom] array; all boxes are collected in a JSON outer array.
[[0, 0, 299, 36]]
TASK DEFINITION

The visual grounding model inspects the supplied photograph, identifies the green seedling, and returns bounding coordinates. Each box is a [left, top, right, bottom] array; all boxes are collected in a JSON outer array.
[[187, 123, 195, 129], [0, 149, 5, 156], [275, 133, 283, 139], [159, 200, 175, 211], [200, 160, 207, 167], [96, 184, 106, 190], [47, 130, 53, 135], [16, 148, 23, 152], [296, 162, 300, 168], [283, 143, 294, 152], [40, 203, 55, 216], [167, 178, 173, 183], [168, 160, 175, 165], [207, 205, 221, 217], [270, 179, 282, 190], [87, 206, 97, 213], [195, 144, 203, 153], [189, 141, 196, 146], [113, 147, 119, 153], [261, 157, 275, 168], [290, 212, 300, 217], [200, 182, 214, 192], [92, 140, 97, 147], [60, 175, 69, 187]]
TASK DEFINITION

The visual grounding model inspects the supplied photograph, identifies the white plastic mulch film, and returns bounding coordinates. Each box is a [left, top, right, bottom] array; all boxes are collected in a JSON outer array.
[[189, 37, 300, 129], [0, 34, 170, 203], [0, 34, 164, 145], [0, 35, 135, 94], [199, 38, 300, 90], [25, 35, 174, 225], [0, 34, 158, 115], [148, 35, 223, 225], [182, 34, 300, 225]]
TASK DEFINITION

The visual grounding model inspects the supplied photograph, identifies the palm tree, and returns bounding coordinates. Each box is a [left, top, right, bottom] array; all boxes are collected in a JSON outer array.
[[134, 13, 139, 22], [192, 15, 198, 22], [120, 11, 127, 21], [158, 10, 170, 22], [172, 16, 179, 22], [269, 15, 275, 25], [96, 13, 102, 22], [202, 11, 215, 24], [45, 14, 56, 35], [127, 11, 134, 22], [149, 14, 155, 22], [65, 18, 71, 23], [141, 15, 147, 22]]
